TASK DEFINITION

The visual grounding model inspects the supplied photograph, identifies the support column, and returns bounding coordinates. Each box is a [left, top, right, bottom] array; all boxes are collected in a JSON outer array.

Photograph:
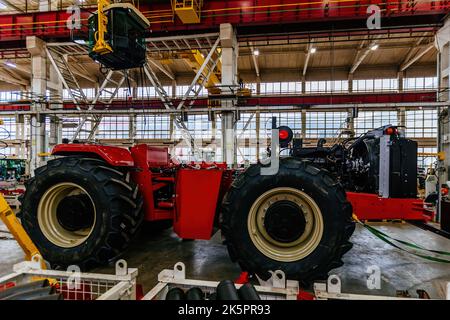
[[256, 111, 260, 161], [171, 79, 177, 99], [397, 71, 404, 92], [397, 107, 406, 127], [436, 18, 450, 221], [15, 115, 26, 159], [39, 0, 50, 12], [220, 23, 238, 166], [347, 109, 355, 137], [256, 76, 261, 95], [129, 115, 137, 144], [301, 110, 307, 139], [48, 55, 63, 149], [301, 75, 306, 94], [129, 81, 138, 144], [26, 36, 48, 175], [348, 74, 354, 93]]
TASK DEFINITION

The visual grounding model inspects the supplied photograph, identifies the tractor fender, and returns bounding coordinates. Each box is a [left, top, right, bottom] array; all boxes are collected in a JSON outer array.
[[52, 144, 134, 167]]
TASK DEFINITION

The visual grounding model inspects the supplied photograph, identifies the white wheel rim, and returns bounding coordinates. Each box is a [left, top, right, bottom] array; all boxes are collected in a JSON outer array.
[[247, 187, 324, 262], [37, 182, 96, 248]]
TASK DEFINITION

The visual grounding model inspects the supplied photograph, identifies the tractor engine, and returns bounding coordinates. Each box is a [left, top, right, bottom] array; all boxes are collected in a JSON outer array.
[[288, 125, 418, 198]]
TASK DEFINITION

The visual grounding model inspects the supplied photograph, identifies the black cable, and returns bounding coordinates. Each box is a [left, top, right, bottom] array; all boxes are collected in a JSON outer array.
[[0, 126, 11, 160]]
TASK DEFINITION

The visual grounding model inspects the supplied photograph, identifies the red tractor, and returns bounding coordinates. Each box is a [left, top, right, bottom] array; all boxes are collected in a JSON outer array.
[[19, 123, 433, 282], [19, 138, 354, 283]]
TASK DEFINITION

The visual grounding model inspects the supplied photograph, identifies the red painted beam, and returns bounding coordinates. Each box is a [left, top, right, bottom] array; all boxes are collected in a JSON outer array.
[[142, 0, 450, 33], [0, 1, 448, 45], [0, 91, 436, 112], [0, 10, 89, 44], [63, 91, 438, 110]]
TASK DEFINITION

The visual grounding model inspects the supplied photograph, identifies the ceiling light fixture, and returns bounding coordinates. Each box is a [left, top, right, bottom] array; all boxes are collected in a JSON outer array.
[[0, 2, 7, 10], [253, 49, 260, 56], [5, 61, 17, 68], [370, 44, 379, 51], [310, 47, 317, 54], [74, 39, 87, 45]]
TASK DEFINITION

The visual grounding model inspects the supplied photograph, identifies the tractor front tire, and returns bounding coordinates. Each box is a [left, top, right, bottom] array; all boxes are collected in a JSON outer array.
[[221, 158, 354, 284], [20, 156, 144, 270]]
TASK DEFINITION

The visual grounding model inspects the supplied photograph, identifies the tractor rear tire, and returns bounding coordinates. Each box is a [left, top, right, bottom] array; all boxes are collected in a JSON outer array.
[[20, 156, 144, 270], [221, 158, 354, 284]]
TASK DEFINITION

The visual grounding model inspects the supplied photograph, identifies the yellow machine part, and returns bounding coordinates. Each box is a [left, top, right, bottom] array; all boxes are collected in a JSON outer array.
[[418, 152, 446, 161], [174, 0, 203, 24], [181, 50, 221, 88], [0, 195, 42, 263], [93, 0, 113, 55]]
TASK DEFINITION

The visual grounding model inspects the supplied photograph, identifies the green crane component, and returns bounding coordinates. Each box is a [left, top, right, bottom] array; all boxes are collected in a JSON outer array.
[[0, 159, 26, 181], [89, 2, 150, 70]]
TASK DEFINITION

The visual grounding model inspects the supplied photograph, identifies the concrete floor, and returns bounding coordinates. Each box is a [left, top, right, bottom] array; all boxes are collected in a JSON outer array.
[[1, 221, 450, 298]]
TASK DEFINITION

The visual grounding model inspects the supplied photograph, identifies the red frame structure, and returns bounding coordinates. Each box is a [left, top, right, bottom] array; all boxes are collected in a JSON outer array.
[[0, 91, 438, 112], [52, 143, 231, 238], [347, 192, 434, 221], [0, 1, 448, 45], [51, 143, 434, 243]]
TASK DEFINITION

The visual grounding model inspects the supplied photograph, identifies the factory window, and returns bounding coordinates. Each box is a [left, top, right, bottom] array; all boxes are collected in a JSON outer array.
[[137, 86, 172, 99], [63, 89, 70, 100], [82, 88, 96, 99], [99, 88, 115, 100], [100, 88, 132, 100], [259, 82, 301, 95], [236, 113, 257, 139], [353, 79, 398, 92], [403, 77, 438, 90], [417, 147, 438, 170], [116, 87, 132, 99], [136, 115, 171, 139], [97, 116, 130, 139], [405, 109, 437, 138], [0, 146, 16, 158], [184, 114, 214, 139], [333, 80, 349, 92], [172, 146, 194, 162], [305, 81, 348, 93], [246, 83, 258, 94], [236, 113, 258, 164], [0, 117, 16, 139], [61, 117, 89, 140], [354, 111, 398, 135], [305, 111, 348, 138], [237, 146, 258, 165], [305, 81, 325, 93], [176, 85, 207, 97], [0, 91, 15, 102], [259, 112, 302, 139]]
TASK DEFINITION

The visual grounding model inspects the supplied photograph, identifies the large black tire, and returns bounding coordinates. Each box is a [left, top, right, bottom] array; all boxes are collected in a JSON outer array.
[[20, 156, 144, 269], [221, 158, 354, 284]]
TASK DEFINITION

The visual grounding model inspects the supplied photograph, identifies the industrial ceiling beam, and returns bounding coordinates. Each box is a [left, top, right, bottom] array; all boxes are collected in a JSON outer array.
[[0, 61, 31, 75], [303, 40, 315, 77], [1, 0, 24, 12], [400, 43, 435, 71], [148, 59, 175, 80], [349, 37, 382, 75], [249, 42, 260, 78], [0, 69, 28, 86], [64, 61, 96, 83], [399, 35, 427, 68]]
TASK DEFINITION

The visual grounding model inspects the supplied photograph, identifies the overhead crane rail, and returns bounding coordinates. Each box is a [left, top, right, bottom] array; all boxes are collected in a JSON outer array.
[[0, 1, 449, 42]]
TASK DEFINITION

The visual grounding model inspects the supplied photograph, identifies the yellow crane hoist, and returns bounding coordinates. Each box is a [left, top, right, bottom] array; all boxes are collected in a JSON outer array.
[[93, 0, 113, 55]]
